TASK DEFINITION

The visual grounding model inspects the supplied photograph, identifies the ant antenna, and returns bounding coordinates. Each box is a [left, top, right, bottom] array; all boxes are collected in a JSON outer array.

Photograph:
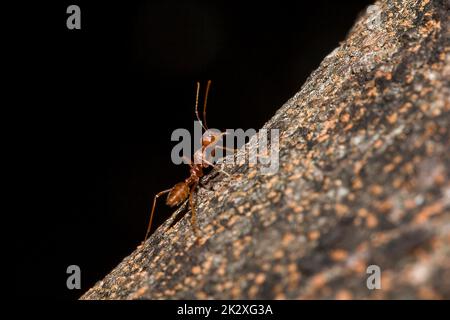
[[195, 82, 207, 131], [195, 80, 212, 131], [203, 80, 211, 130]]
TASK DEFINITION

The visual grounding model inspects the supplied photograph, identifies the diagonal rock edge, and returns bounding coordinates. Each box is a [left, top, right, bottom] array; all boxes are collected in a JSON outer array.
[[82, 0, 450, 300]]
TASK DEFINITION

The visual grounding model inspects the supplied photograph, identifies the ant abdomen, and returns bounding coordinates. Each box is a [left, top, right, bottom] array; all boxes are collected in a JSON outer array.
[[166, 182, 189, 207]]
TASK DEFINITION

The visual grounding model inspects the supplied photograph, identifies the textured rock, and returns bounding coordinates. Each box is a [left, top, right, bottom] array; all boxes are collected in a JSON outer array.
[[82, 0, 450, 300]]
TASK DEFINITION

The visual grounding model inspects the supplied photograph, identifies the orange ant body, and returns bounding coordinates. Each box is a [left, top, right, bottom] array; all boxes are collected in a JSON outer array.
[[144, 80, 230, 242]]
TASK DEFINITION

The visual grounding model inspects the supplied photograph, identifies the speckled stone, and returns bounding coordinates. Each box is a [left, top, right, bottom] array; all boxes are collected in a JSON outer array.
[[82, 0, 450, 300]]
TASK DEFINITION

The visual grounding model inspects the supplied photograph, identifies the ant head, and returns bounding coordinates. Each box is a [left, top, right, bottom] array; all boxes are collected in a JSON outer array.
[[202, 130, 226, 147]]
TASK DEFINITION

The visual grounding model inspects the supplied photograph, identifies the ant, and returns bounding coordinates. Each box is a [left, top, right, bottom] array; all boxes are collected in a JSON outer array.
[[143, 80, 233, 243]]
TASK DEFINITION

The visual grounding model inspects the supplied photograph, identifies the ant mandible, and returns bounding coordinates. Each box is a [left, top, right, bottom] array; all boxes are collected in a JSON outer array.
[[143, 80, 231, 243]]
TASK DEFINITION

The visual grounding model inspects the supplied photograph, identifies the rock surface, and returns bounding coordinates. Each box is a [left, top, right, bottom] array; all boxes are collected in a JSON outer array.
[[82, 0, 450, 300]]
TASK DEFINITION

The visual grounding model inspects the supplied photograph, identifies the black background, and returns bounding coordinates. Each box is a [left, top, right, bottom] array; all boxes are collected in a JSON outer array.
[[15, 0, 373, 299]]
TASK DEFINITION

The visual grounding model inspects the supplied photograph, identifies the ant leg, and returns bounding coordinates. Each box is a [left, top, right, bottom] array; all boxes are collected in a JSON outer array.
[[203, 158, 231, 176], [165, 199, 188, 232], [189, 182, 200, 240], [144, 188, 172, 242], [214, 145, 238, 163], [216, 145, 239, 154]]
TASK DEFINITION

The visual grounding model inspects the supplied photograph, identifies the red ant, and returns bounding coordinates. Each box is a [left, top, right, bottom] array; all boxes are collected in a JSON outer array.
[[143, 80, 232, 242]]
